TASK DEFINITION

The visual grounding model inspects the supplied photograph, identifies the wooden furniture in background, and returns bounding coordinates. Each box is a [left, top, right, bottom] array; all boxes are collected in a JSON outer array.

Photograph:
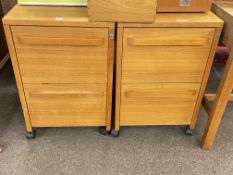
[[3, 5, 115, 138], [157, 0, 212, 12], [202, 0, 233, 150], [0, 0, 10, 70], [88, 0, 157, 23], [112, 12, 223, 137]]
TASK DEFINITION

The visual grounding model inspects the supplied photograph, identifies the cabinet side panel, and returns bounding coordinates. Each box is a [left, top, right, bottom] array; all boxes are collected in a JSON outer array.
[[115, 27, 124, 131], [190, 27, 223, 129], [3, 25, 32, 132], [106, 27, 115, 131]]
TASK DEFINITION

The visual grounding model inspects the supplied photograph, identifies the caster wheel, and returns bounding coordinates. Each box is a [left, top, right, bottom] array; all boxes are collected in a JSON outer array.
[[184, 127, 193, 136], [99, 127, 110, 136], [111, 129, 119, 137], [26, 130, 36, 139]]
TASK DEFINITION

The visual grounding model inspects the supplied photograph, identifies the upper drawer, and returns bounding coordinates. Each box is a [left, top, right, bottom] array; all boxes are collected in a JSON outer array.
[[12, 26, 109, 84], [122, 28, 215, 83]]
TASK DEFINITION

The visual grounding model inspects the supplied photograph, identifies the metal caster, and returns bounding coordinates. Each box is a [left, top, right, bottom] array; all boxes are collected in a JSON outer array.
[[26, 130, 36, 139], [111, 129, 119, 137], [184, 126, 193, 136], [99, 127, 110, 136]]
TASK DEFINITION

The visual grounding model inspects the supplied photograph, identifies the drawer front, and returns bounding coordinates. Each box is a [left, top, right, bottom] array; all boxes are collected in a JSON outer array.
[[122, 28, 215, 83], [24, 84, 106, 127], [120, 83, 200, 125], [12, 26, 109, 84]]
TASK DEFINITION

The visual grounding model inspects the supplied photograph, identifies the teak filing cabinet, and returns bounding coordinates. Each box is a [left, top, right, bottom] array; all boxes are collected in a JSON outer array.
[[3, 5, 115, 138], [113, 12, 223, 136]]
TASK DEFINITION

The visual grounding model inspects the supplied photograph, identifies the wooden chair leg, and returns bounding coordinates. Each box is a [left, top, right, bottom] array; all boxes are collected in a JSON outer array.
[[202, 49, 233, 150], [0, 53, 9, 70], [202, 96, 211, 116], [205, 93, 233, 102], [0, 144, 4, 153]]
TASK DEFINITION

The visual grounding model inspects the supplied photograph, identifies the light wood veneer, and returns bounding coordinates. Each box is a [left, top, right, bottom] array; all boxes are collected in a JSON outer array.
[[3, 5, 115, 132], [115, 12, 223, 132]]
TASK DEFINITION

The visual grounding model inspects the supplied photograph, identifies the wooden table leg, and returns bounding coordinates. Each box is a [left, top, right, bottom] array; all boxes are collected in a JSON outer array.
[[0, 53, 9, 71], [202, 49, 233, 150], [0, 144, 4, 153], [205, 93, 233, 102]]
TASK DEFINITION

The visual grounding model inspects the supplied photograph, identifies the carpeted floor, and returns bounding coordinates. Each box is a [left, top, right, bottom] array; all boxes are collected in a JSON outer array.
[[0, 62, 233, 175]]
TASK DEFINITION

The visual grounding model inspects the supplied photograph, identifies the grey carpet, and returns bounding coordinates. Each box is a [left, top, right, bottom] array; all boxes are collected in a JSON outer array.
[[0, 62, 233, 175]]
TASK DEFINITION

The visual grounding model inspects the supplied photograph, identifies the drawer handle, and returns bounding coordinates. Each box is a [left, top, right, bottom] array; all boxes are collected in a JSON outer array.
[[18, 37, 105, 46], [127, 37, 210, 46], [125, 90, 197, 98], [28, 91, 104, 98]]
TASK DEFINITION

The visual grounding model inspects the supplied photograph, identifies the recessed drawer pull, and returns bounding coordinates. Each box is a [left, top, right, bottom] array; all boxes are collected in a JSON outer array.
[[28, 91, 104, 98], [17, 37, 105, 46], [127, 37, 210, 46], [124, 90, 197, 98]]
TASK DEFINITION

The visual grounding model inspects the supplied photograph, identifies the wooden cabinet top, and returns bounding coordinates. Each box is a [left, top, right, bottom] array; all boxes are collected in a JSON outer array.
[[118, 12, 223, 28], [3, 5, 223, 28], [3, 5, 115, 27], [212, 0, 233, 48], [213, 0, 233, 17]]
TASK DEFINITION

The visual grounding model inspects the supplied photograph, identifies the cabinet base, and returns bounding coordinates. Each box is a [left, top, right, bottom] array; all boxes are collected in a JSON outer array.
[[98, 127, 110, 136], [111, 129, 120, 137], [26, 130, 36, 139], [184, 126, 193, 136]]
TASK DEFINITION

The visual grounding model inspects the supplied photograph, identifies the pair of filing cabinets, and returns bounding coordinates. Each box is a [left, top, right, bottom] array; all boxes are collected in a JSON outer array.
[[3, 5, 223, 138]]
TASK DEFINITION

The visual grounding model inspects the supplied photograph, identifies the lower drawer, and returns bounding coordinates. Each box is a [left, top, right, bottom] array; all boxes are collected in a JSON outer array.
[[24, 84, 107, 127], [120, 83, 200, 125]]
